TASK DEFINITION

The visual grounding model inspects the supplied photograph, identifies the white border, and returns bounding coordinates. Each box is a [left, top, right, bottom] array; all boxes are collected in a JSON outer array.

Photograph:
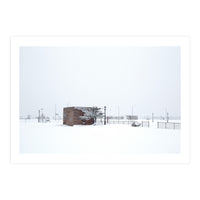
[[11, 36, 190, 164]]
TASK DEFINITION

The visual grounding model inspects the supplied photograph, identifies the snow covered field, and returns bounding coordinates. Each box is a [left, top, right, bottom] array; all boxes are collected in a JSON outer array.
[[20, 121, 180, 154]]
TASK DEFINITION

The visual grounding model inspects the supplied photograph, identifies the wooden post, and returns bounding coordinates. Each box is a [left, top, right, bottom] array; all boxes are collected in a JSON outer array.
[[167, 112, 169, 123], [38, 110, 40, 123], [104, 106, 106, 125]]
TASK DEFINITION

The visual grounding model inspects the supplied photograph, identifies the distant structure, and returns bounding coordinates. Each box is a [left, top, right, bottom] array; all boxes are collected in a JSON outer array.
[[63, 107, 96, 126], [126, 115, 138, 120]]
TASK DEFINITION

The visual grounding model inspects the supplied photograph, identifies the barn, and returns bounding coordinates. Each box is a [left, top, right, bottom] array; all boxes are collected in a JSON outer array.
[[63, 107, 95, 126]]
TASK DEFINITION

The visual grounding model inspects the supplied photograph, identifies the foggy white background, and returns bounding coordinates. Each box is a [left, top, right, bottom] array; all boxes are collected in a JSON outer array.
[[1, 1, 199, 200], [20, 46, 180, 118]]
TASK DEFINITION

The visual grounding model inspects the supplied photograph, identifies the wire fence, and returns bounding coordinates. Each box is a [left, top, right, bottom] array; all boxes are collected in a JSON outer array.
[[96, 119, 150, 127], [157, 122, 181, 130], [141, 121, 150, 128], [107, 120, 132, 125]]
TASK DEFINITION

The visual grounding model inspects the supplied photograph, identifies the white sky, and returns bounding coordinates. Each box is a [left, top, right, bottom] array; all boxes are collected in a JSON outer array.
[[20, 46, 180, 118]]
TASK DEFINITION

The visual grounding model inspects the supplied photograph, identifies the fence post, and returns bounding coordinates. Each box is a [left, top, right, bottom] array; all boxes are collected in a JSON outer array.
[[104, 106, 106, 125]]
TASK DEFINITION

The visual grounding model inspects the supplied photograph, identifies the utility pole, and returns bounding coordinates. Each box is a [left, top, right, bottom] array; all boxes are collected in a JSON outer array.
[[104, 106, 106, 125], [132, 105, 133, 117], [38, 110, 40, 123], [152, 113, 154, 123], [166, 112, 169, 123], [41, 108, 43, 122], [118, 106, 120, 124], [55, 104, 57, 121]]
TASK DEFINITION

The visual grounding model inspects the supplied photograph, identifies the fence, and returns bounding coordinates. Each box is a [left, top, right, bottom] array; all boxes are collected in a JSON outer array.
[[107, 120, 132, 125], [96, 120, 138, 125], [96, 119, 150, 127], [157, 122, 181, 130], [141, 121, 150, 128]]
